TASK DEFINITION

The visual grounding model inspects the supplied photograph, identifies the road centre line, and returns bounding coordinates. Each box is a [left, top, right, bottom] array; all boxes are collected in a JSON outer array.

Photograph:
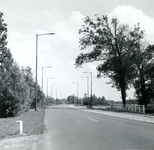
[[88, 118, 99, 122]]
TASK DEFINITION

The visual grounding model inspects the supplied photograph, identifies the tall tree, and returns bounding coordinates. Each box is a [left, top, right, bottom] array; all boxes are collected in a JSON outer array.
[[22, 66, 36, 108], [0, 12, 15, 117], [0, 12, 13, 74], [0, 12, 46, 117], [67, 95, 75, 104], [75, 15, 144, 106], [132, 43, 154, 106]]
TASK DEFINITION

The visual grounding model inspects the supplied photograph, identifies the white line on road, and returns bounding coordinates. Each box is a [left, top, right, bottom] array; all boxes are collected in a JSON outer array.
[[88, 118, 98, 122]]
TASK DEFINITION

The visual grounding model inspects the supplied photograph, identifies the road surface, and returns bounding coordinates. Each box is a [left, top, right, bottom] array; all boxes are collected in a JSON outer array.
[[40, 105, 154, 150], [1, 104, 154, 150]]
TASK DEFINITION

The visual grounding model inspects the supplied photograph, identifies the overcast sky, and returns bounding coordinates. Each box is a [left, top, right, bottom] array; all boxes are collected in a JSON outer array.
[[0, 0, 154, 101]]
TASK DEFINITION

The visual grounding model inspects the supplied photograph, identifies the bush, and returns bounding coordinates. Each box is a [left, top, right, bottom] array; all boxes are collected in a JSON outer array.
[[145, 107, 154, 113], [0, 90, 21, 118]]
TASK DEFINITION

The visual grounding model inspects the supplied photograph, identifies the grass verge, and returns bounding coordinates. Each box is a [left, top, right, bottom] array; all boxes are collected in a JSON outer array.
[[0, 108, 45, 140]]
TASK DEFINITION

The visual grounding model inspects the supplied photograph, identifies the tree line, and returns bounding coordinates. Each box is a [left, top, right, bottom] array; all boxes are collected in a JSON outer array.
[[0, 12, 46, 117], [75, 15, 154, 107], [66, 94, 108, 106]]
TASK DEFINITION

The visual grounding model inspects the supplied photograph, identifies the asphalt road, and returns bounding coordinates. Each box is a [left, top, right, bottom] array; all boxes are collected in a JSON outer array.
[[40, 105, 154, 150]]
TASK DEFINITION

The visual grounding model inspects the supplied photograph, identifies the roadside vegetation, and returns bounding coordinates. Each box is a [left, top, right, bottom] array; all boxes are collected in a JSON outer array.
[[1, 8, 154, 125], [0, 108, 45, 139], [0, 12, 49, 118], [75, 14, 154, 108]]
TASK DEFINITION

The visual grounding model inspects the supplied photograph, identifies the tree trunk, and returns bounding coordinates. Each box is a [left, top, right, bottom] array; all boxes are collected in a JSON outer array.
[[120, 77, 126, 107], [139, 66, 148, 107], [121, 85, 126, 106]]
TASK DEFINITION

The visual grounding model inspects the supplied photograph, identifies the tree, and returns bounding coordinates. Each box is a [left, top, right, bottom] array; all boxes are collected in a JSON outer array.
[[22, 66, 36, 108], [82, 97, 89, 105], [92, 94, 98, 105], [132, 43, 154, 106], [0, 12, 46, 117], [67, 95, 75, 104], [0, 12, 15, 117], [75, 15, 144, 106]]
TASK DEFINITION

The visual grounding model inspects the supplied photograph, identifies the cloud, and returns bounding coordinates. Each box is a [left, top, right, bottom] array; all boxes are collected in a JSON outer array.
[[47, 11, 84, 35], [6, 4, 149, 100], [110, 5, 154, 44], [33, 11, 86, 96]]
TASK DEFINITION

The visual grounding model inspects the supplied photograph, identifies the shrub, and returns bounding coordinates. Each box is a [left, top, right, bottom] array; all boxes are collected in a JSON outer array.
[[145, 106, 154, 113]]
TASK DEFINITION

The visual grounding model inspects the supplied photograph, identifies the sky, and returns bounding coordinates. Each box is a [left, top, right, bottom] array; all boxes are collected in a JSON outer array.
[[0, 0, 154, 101]]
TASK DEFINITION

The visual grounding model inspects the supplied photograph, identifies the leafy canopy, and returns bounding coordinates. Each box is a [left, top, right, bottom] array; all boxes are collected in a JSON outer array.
[[75, 15, 144, 104]]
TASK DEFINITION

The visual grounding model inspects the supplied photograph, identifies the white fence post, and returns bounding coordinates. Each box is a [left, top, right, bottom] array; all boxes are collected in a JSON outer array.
[[112, 104, 145, 114], [16, 120, 23, 135], [142, 105, 145, 114]]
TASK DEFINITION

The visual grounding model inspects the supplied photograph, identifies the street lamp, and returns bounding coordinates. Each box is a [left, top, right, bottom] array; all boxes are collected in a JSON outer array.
[[51, 84, 57, 98], [72, 82, 78, 106], [42, 66, 52, 92], [81, 76, 89, 98], [83, 72, 92, 108], [35, 32, 55, 111], [56, 87, 60, 105], [60, 90, 64, 100], [47, 77, 54, 97]]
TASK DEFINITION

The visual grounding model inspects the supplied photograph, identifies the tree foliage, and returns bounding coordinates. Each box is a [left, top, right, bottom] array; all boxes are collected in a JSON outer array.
[[67, 95, 75, 104], [0, 12, 45, 117], [75, 15, 144, 106], [132, 43, 154, 106]]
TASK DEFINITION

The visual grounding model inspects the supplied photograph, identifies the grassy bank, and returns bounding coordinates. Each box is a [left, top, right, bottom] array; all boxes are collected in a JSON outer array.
[[0, 108, 45, 140]]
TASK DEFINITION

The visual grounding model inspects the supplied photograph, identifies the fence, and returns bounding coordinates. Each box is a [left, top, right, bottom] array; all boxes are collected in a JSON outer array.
[[112, 104, 145, 114], [127, 104, 145, 114]]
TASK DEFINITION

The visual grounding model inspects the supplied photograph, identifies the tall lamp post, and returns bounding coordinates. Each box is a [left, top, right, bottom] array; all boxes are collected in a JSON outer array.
[[42, 66, 52, 92], [72, 82, 78, 106], [81, 76, 89, 98], [51, 84, 57, 98], [56, 87, 60, 105], [47, 77, 54, 97], [60, 90, 64, 100], [83, 72, 92, 108], [35, 32, 55, 111]]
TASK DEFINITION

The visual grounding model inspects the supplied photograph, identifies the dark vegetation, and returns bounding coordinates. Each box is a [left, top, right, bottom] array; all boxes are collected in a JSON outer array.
[[0, 12, 48, 118], [75, 15, 154, 108], [1, 11, 154, 118]]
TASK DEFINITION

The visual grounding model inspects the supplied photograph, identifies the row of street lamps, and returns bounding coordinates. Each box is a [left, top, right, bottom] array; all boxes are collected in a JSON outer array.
[[42, 66, 52, 93], [35, 32, 93, 111], [73, 72, 93, 107], [72, 82, 78, 106], [35, 33, 55, 111], [84, 72, 93, 108], [47, 77, 54, 97]]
